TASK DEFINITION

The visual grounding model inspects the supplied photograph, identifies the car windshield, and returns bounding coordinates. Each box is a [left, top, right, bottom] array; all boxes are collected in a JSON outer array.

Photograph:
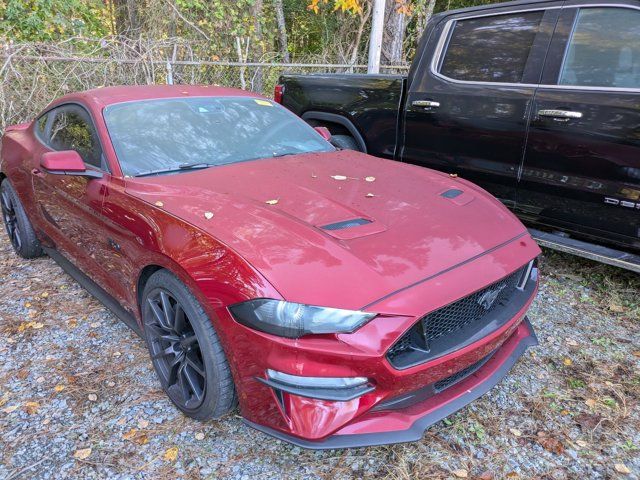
[[103, 96, 334, 177]]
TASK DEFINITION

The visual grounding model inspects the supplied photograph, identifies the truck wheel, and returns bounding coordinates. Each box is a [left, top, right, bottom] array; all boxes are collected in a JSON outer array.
[[1, 179, 43, 259], [142, 269, 237, 421], [331, 135, 360, 151]]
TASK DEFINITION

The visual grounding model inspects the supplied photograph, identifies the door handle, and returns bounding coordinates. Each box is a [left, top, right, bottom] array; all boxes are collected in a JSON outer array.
[[412, 100, 441, 109], [538, 109, 583, 120], [31, 168, 44, 177]]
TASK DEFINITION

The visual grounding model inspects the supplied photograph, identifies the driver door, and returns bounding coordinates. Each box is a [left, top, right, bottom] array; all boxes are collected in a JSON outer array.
[[32, 104, 112, 286]]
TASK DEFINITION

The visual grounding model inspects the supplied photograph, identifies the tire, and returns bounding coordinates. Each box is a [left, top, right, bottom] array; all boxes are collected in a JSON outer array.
[[0, 178, 43, 259], [331, 134, 360, 151], [142, 269, 237, 420]]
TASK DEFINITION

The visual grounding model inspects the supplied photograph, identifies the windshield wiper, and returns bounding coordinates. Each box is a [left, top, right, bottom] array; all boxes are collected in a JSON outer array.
[[134, 162, 214, 178]]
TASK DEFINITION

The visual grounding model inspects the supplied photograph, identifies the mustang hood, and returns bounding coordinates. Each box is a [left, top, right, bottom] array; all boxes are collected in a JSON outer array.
[[126, 150, 528, 311]]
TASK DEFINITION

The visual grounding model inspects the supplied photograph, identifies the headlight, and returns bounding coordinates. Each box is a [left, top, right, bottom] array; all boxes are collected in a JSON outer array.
[[229, 299, 376, 338]]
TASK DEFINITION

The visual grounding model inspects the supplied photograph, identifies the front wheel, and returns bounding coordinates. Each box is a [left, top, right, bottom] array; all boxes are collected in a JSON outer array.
[[142, 270, 237, 420]]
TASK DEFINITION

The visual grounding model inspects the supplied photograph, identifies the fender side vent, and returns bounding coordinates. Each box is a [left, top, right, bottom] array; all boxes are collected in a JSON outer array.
[[321, 218, 372, 231]]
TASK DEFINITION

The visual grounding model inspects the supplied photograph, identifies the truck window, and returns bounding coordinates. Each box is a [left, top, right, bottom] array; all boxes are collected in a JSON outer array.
[[439, 11, 544, 83], [559, 8, 640, 89]]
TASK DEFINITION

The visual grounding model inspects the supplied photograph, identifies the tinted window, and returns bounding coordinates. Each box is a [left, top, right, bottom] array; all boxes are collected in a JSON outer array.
[[559, 8, 640, 89], [103, 97, 334, 177], [35, 113, 48, 139], [49, 107, 103, 168], [440, 11, 544, 83]]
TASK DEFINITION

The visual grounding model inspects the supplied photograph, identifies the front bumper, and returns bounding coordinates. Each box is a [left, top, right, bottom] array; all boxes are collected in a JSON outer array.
[[244, 317, 537, 449]]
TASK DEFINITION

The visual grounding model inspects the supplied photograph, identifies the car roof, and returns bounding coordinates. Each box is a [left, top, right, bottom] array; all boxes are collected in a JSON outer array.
[[49, 85, 261, 111]]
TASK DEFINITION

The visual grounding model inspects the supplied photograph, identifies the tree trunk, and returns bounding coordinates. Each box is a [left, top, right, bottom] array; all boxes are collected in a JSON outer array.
[[381, 1, 407, 65], [273, 0, 290, 62], [113, 0, 142, 37], [252, 0, 264, 92], [416, 0, 437, 46]]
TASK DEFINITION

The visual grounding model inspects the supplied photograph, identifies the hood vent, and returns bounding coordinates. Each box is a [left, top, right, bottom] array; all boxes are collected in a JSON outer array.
[[321, 218, 372, 231]]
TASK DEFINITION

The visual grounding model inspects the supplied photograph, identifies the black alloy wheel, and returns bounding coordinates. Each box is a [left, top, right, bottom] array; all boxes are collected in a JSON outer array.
[[145, 288, 207, 411], [1, 185, 21, 251]]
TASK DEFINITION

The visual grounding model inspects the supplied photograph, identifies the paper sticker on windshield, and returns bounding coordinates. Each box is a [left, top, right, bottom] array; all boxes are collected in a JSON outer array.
[[254, 99, 273, 107]]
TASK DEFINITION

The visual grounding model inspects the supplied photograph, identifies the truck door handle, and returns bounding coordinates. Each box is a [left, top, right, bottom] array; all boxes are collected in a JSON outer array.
[[412, 100, 440, 109], [538, 109, 583, 120]]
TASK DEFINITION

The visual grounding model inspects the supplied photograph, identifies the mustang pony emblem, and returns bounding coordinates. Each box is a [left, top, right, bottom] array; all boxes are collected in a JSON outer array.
[[477, 284, 506, 310]]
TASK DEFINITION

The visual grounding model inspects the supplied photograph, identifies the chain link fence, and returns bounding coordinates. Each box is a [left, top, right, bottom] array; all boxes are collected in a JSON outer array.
[[0, 40, 409, 133]]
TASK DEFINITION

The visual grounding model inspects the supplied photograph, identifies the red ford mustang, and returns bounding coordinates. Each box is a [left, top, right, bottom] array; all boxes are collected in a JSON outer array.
[[1, 85, 540, 448]]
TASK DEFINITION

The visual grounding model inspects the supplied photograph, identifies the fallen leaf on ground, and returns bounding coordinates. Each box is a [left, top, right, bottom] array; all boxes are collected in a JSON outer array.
[[0, 394, 8, 407], [54, 385, 65, 392], [478, 471, 494, 480], [265, 199, 279, 205], [137, 419, 149, 429], [195, 432, 205, 440], [163, 447, 179, 462], [536, 432, 564, 454], [122, 428, 138, 440], [509, 428, 522, 437], [24, 401, 39, 414], [585, 398, 597, 408], [563, 358, 572, 366], [575, 440, 588, 448], [2, 405, 19, 413], [452, 469, 468, 478], [632, 351, 640, 358], [575, 413, 602, 430], [614, 463, 631, 474], [87, 394, 97, 402], [565, 338, 579, 346], [609, 304, 625, 313], [73, 448, 92, 460]]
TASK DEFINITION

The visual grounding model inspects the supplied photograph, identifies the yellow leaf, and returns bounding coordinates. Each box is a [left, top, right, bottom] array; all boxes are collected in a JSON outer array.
[[609, 304, 625, 313], [0, 393, 9, 407], [614, 463, 631, 474], [134, 434, 149, 445], [585, 398, 597, 408], [563, 358, 572, 366], [31, 322, 44, 329], [41, 292, 49, 298], [73, 448, 92, 460], [122, 428, 138, 440], [163, 446, 179, 462], [25, 401, 39, 414], [452, 469, 468, 478], [54, 385, 65, 392]]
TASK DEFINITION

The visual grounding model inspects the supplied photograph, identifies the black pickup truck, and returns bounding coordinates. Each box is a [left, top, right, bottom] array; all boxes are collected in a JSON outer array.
[[276, 0, 640, 272]]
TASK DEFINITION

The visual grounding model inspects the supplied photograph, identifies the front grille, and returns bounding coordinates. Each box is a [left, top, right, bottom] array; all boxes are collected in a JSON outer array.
[[387, 262, 534, 369], [434, 350, 495, 392]]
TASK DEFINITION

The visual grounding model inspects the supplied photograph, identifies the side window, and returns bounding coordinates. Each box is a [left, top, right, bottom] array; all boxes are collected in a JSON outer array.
[[49, 106, 103, 169], [439, 11, 545, 83], [559, 8, 640, 89]]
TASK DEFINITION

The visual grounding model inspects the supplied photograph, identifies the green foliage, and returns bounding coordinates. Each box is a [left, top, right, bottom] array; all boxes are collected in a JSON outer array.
[[0, 0, 108, 41]]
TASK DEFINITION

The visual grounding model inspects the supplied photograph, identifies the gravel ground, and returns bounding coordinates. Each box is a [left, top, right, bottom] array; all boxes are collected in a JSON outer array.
[[0, 232, 638, 480]]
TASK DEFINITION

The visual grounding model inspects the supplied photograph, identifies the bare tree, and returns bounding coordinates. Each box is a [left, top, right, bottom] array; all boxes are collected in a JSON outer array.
[[113, 0, 142, 37], [382, 1, 408, 65]]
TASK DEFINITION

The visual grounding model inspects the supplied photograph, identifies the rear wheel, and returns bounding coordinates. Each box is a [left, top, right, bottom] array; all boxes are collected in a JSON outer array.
[[0, 179, 42, 258], [142, 269, 236, 420], [331, 134, 360, 151]]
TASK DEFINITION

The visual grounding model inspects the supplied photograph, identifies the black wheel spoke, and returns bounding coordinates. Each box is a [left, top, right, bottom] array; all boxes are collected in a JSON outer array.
[[148, 298, 171, 330], [173, 304, 186, 334], [151, 345, 175, 360], [182, 362, 204, 401], [1, 190, 13, 213], [159, 291, 175, 329], [185, 353, 206, 378]]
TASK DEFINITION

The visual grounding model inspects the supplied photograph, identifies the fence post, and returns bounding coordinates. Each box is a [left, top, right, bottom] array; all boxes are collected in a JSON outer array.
[[166, 60, 174, 85]]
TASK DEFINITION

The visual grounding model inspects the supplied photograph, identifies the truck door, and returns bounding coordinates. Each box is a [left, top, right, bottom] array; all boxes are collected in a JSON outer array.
[[401, 6, 560, 208], [517, 4, 640, 246]]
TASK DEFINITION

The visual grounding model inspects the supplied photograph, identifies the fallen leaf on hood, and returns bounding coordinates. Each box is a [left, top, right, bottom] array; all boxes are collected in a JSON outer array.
[[452, 469, 468, 478], [73, 448, 92, 460], [204, 211, 214, 220], [330, 175, 347, 180], [154, 201, 164, 207], [365, 193, 376, 198], [163, 447, 179, 462], [449, 173, 458, 178], [265, 199, 279, 205], [614, 463, 631, 474], [364, 176, 376, 182]]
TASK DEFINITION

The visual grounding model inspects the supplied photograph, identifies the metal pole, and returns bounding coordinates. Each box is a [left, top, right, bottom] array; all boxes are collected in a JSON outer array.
[[367, 0, 386, 74]]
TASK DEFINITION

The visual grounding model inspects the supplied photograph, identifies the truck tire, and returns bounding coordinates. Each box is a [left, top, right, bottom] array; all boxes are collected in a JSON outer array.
[[331, 135, 360, 151]]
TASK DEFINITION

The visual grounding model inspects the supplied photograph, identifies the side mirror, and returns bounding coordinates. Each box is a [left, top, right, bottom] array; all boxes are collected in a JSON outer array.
[[314, 126, 332, 142], [40, 151, 102, 179]]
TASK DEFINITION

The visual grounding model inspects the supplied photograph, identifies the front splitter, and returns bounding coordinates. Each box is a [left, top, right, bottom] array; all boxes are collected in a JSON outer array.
[[244, 317, 538, 449]]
